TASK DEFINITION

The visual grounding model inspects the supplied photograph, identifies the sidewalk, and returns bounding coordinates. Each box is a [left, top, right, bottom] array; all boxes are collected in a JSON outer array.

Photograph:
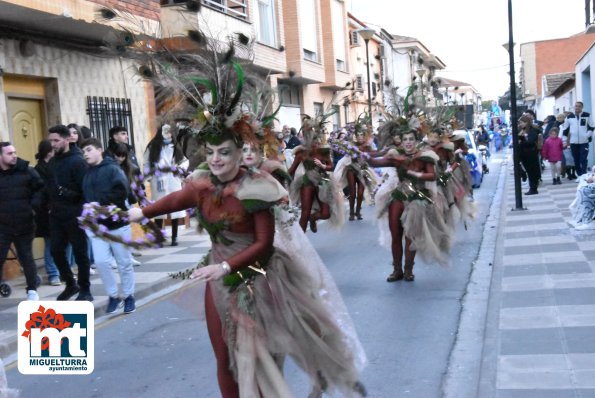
[[0, 222, 212, 358], [479, 161, 595, 397]]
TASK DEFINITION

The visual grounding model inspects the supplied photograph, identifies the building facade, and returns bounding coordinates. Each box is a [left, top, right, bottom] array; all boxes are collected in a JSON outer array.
[[0, 0, 159, 163]]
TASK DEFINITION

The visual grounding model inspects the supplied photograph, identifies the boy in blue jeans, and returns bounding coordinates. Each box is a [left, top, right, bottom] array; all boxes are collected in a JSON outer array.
[[81, 138, 136, 314]]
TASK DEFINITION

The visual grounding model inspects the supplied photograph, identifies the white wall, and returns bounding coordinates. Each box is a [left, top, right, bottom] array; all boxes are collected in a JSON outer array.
[[554, 88, 575, 115], [576, 45, 595, 169], [535, 96, 555, 120]]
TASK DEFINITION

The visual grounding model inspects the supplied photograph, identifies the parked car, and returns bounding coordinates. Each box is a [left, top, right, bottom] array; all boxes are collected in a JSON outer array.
[[452, 129, 483, 188]]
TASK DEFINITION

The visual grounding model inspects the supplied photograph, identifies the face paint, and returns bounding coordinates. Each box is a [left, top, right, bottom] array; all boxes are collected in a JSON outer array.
[[206, 140, 242, 182], [402, 133, 417, 153], [242, 143, 261, 167], [427, 132, 440, 146]]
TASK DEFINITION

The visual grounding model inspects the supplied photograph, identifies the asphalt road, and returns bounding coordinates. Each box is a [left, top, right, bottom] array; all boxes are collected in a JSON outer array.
[[6, 157, 502, 398]]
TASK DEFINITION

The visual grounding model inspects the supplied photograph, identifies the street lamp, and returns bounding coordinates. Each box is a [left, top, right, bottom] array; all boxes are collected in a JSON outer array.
[[358, 28, 375, 120], [504, 0, 524, 210]]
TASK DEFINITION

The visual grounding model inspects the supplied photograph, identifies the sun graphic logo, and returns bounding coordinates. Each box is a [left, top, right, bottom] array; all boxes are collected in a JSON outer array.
[[18, 301, 94, 375]]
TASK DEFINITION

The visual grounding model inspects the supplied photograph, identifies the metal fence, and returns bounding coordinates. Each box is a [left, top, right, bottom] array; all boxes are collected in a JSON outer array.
[[86, 96, 135, 149]]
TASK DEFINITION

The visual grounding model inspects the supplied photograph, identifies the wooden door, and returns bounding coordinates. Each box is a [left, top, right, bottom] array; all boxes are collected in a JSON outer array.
[[7, 98, 45, 164]]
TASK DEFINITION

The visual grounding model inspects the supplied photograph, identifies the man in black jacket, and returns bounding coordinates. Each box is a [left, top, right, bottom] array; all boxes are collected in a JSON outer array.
[[47, 125, 92, 301], [81, 138, 136, 314], [0, 142, 43, 300], [104, 126, 139, 169]]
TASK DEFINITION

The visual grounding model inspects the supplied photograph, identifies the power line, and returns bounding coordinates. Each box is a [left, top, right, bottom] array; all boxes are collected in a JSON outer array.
[[438, 62, 522, 73]]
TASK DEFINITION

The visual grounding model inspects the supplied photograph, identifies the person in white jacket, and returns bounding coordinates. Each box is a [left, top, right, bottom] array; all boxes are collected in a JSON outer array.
[[561, 101, 595, 176], [143, 124, 187, 246]]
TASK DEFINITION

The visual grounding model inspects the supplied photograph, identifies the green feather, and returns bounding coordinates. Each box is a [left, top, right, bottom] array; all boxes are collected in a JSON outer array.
[[261, 102, 282, 126], [227, 61, 245, 113]]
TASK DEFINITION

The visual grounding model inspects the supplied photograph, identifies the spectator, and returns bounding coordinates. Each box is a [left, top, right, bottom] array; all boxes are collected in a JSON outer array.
[[541, 126, 564, 185], [34, 140, 61, 286], [286, 127, 302, 149], [561, 101, 594, 176], [47, 125, 92, 301], [81, 138, 136, 314], [0, 141, 44, 300], [80, 125, 93, 140], [569, 166, 595, 229], [105, 126, 140, 169], [112, 142, 143, 266], [518, 115, 541, 195], [143, 124, 186, 246], [67, 123, 83, 147]]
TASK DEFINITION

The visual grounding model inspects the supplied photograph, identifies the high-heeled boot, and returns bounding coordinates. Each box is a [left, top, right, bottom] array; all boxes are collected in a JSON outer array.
[[386, 262, 404, 282], [355, 203, 363, 220], [404, 260, 415, 282]]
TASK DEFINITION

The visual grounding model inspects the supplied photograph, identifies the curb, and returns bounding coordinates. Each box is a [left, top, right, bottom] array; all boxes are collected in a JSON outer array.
[[0, 270, 185, 364], [441, 152, 508, 398]]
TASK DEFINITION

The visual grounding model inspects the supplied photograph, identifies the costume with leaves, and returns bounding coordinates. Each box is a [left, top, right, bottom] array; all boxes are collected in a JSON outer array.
[[368, 97, 451, 280], [333, 114, 379, 220], [288, 112, 345, 233], [100, 6, 366, 396]]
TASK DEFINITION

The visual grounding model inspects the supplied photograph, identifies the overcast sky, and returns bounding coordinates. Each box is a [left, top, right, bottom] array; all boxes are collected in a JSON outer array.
[[349, 0, 588, 100]]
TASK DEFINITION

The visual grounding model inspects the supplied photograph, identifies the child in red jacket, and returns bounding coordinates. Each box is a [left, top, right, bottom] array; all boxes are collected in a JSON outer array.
[[541, 127, 564, 185]]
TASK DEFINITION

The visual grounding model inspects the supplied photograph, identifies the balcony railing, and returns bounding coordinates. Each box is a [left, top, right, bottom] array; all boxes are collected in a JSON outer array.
[[161, 0, 248, 21]]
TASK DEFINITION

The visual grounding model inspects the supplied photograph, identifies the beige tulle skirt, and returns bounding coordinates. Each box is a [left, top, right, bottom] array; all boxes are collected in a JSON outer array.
[[206, 225, 366, 397], [289, 165, 345, 228], [375, 173, 451, 265], [334, 157, 379, 204]]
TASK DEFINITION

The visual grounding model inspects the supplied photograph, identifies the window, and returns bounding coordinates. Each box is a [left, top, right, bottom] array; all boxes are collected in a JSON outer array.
[[332, 105, 340, 131], [314, 102, 324, 116], [372, 82, 377, 98], [331, 0, 346, 71], [300, 0, 318, 61], [279, 83, 301, 106], [355, 75, 363, 91], [256, 0, 276, 46], [304, 49, 317, 62], [350, 31, 360, 46], [86, 96, 134, 149], [380, 44, 385, 58], [200, 0, 248, 20]]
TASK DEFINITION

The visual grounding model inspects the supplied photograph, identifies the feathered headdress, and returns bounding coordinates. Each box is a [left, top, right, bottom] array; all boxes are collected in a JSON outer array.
[[95, 3, 261, 147]]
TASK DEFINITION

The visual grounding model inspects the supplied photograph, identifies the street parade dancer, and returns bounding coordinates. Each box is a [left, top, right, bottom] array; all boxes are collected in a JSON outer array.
[[100, 17, 368, 396], [288, 112, 345, 233], [448, 127, 476, 223], [368, 127, 451, 282], [333, 116, 379, 221], [241, 122, 292, 189]]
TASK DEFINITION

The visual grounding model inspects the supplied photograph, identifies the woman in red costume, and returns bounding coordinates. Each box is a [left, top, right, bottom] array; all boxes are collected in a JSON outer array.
[[367, 129, 451, 281], [423, 128, 462, 229], [128, 121, 366, 397], [334, 124, 378, 221], [288, 117, 344, 233], [448, 130, 476, 222], [242, 141, 291, 189]]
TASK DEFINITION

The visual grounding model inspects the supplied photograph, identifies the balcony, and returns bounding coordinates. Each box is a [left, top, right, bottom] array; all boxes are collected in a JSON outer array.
[[161, 0, 248, 21]]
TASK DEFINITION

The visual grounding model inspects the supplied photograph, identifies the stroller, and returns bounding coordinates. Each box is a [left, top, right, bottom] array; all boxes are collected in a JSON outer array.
[[0, 246, 41, 297]]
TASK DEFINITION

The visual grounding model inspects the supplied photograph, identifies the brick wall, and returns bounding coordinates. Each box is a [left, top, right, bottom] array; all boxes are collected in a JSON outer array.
[[90, 0, 160, 21], [534, 33, 595, 96]]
